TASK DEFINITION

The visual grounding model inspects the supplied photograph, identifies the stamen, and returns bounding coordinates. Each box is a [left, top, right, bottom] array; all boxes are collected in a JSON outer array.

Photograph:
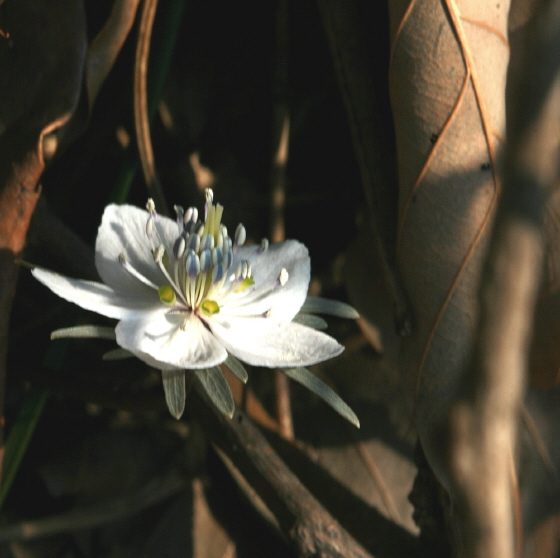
[[173, 236, 186, 259], [200, 249, 212, 273], [185, 249, 200, 278], [188, 233, 200, 252], [153, 245, 165, 262], [194, 272, 209, 307], [118, 253, 159, 289], [235, 223, 246, 247], [224, 266, 289, 309], [185, 214, 198, 233], [174, 205, 185, 232], [212, 263, 225, 284], [212, 247, 223, 266], [204, 188, 214, 221], [279, 268, 289, 286], [235, 261, 250, 280], [185, 206, 198, 225], [154, 246, 187, 305], [146, 200, 169, 252], [224, 249, 233, 269], [259, 238, 269, 253], [201, 233, 214, 251], [146, 216, 154, 238]]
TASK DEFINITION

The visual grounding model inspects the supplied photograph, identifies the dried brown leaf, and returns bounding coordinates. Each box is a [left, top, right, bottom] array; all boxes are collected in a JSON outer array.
[[388, 0, 510, 481], [0, 0, 87, 481]]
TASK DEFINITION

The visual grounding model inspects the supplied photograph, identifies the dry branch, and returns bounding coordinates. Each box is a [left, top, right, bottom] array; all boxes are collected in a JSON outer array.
[[445, 0, 560, 556], [190, 387, 425, 558]]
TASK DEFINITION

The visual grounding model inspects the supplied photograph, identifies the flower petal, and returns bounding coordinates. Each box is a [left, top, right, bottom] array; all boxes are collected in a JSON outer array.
[[115, 311, 227, 370], [221, 240, 310, 321], [208, 316, 343, 367], [300, 296, 360, 319], [95, 204, 179, 293], [32, 267, 159, 320]]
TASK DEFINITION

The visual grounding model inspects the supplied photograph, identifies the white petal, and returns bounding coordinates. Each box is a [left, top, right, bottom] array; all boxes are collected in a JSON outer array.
[[32, 267, 159, 320], [208, 316, 343, 368], [300, 296, 360, 319], [95, 204, 179, 293], [115, 311, 227, 370], [221, 240, 310, 321]]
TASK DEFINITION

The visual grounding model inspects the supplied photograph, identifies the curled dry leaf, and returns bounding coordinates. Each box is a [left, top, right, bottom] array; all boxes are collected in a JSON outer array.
[[388, 0, 510, 485], [0, 0, 87, 478]]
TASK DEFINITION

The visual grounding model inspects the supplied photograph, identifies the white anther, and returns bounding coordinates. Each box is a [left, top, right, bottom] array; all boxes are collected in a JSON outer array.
[[278, 268, 289, 286], [173, 236, 186, 259], [235, 223, 246, 247], [154, 245, 165, 263], [146, 199, 156, 214], [185, 207, 198, 224]]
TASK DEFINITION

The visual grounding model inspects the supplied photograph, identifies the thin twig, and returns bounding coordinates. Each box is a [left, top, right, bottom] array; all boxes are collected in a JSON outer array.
[[0, 472, 187, 540], [270, 0, 294, 440], [134, 0, 169, 214], [87, 0, 141, 107]]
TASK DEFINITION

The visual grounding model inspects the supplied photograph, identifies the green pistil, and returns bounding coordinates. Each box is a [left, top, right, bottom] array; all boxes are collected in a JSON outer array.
[[203, 203, 224, 243], [200, 299, 220, 316], [234, 276, 255, 293], [213, 205, 224, 240], [158, 285, 177, 306]]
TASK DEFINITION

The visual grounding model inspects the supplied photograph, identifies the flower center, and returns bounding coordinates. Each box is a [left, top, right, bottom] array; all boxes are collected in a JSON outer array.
[[147, 189, 254, 315]]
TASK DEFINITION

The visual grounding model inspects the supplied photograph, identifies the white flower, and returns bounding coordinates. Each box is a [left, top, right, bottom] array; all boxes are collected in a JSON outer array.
[[32, 190, 359, 426]]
